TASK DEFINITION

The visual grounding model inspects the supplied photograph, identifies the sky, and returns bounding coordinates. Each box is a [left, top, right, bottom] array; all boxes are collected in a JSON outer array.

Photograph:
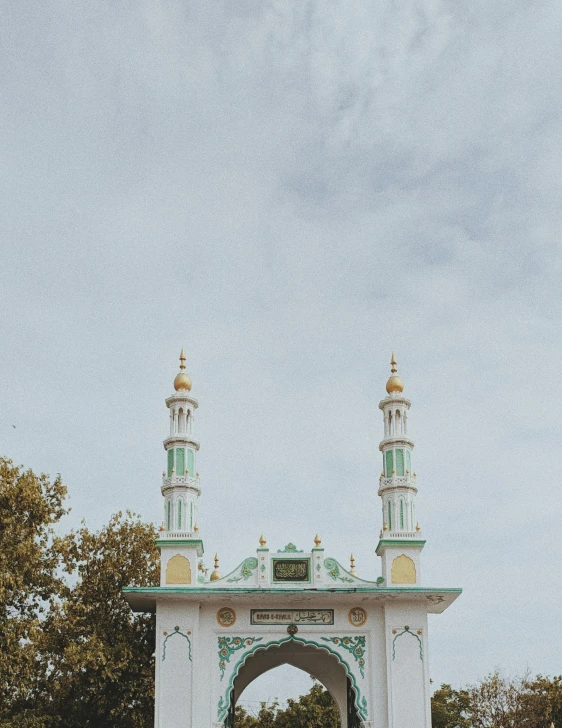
[[1, 0, 562, 711]]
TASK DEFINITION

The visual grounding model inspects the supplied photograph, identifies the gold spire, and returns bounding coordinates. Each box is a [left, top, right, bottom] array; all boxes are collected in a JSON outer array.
[[386, 352, 404, 394], [314, 534, 322, 547], [210, 553, 222, 581], [259, 534, 267, 547], [174, 348, 192, 392], [350, 553, 358, 577]]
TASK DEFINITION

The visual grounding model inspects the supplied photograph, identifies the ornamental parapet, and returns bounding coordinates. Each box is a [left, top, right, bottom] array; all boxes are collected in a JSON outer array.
[[380, 530, 422, 539], [378, 475, 418, 494], [161, 474, 201, 492], [158, 530, 200, 539]]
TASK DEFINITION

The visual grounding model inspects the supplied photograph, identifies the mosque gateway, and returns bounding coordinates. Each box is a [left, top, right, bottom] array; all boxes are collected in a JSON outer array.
[[124, 352, 461, 728]]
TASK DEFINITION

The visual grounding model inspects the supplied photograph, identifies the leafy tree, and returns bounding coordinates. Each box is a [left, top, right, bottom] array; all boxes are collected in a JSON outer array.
[[466, 672, 562, 728], [518, 674, 562, 728], [0, 458, 68, 724], [275, 682, 341, 727], [236, 682, 341, 727], [41, 513, 159, 727], [431, 684, 470, 728]]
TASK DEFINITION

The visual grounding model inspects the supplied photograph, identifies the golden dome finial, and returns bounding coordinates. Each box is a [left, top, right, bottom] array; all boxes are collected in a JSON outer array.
[[259, 534, 267, 547], [314, 534, 322, 547], [210, 553, 222, 581], [174, 348, 192, 392], [386, 352, 404, 394]]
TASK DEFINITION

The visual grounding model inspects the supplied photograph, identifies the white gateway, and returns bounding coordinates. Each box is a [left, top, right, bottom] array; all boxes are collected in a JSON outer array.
[[125, 352, 461, 728]]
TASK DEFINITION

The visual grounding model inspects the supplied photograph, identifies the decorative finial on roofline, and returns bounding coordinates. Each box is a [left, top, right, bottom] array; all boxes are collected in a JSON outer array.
[[386, 352, 404, 394], [174, 348, 192, 391]]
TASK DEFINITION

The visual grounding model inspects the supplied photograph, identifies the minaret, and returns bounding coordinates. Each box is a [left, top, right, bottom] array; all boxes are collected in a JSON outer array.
[[376, 354, 425, 585], [157, 350, 204, 587]]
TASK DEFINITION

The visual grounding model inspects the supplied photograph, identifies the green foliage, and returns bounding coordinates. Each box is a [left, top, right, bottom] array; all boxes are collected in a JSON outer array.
[[431, 684, 470, 728], [0, 458, 68, 722], [0, 459, 159, 727], [40, 513, 160, 727], [433, 673, 562, 728], [234, 682, 341, 727]]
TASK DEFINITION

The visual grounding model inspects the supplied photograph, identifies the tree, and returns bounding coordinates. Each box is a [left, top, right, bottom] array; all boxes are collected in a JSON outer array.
[[518, 674, 562, 728], [41, 513, 159, 727], [466, 672, 562, 728], [0, 458, 68, 724], [236, 682, 341, 728], [431, 684, 470, 728], [275, 682, 341, 728]]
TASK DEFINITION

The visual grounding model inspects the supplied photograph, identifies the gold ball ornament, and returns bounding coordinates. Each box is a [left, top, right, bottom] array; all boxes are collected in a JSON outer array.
[[385, 352, 404, 393]]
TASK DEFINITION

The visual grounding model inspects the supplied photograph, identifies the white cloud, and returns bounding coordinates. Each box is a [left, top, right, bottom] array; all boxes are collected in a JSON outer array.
[[1, 0, 561, 703]]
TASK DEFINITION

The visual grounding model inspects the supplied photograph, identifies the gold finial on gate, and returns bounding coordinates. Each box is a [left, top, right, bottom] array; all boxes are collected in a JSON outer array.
[[210, 554, 222, 581]]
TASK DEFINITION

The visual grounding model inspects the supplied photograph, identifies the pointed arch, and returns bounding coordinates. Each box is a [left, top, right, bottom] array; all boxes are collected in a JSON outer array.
[[217, 636, 368, 725]]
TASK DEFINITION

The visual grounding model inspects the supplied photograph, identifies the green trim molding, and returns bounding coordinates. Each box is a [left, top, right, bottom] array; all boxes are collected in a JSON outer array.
[[156, 538, 204, 556], [124, 585, 460, 596], [375, 539, 426, 555]]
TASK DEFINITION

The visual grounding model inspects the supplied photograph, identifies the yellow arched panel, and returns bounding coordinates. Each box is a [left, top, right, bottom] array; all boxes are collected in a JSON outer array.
[[391, 554, 416, 584], [166, 554, 192, 585]]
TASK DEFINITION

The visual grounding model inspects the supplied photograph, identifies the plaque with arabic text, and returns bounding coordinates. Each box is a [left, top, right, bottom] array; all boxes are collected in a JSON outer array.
[[251, 609, 333, 625], [272, 558, 310, 582]]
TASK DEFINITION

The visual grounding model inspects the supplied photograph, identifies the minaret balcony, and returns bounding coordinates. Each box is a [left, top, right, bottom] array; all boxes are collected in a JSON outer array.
[[161, 474, 201, 493], [157, 529, 200, 540], [378, 475, 418, 495], [381, 530, 422, 540]]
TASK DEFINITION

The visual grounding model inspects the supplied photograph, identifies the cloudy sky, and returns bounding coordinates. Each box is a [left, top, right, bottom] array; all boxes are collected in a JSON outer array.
[[2, 0, 561, 709]]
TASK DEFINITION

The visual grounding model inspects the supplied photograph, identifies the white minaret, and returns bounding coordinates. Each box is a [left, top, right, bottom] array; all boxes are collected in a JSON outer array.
[[376, 354, 425, 585], [157, 349, 204, 587]]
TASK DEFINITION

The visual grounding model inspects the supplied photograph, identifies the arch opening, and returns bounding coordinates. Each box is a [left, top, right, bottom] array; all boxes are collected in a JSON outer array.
[[222, 639, 363, 728]]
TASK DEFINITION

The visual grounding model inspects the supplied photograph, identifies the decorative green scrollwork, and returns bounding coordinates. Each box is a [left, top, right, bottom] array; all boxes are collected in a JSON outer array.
[[277, 543, 303, 553], [162, 626, 192, 662], [324, 557, 354, 583], [226, 557, 258, 582], [218, 636, 263, 679], [217, 635, 369, 722], [392, 625, 423, 660], [321, 636, 366, 677]]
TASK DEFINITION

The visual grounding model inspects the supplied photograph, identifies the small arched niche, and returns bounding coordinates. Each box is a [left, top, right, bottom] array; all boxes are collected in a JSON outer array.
[[391, 554, 416, 584], [165, 554, 192, 585]]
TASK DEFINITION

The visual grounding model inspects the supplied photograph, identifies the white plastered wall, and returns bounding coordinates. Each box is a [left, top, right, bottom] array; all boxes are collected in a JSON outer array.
[[384, 602, 431, 728]]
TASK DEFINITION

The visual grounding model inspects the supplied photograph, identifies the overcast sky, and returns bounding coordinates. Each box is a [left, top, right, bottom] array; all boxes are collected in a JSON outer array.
[[2, 0, 561, 710]]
